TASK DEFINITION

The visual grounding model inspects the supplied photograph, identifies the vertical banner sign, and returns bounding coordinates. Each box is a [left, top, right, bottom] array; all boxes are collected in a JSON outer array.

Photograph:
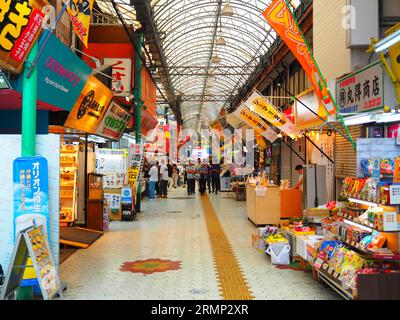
[[0, 0, 47, 73], [263, 0, 336, 116], [233, 104, 279, 142], [13, 156, 50, 241], [67, 0, 94, 48], [128, 144, 144, 195], [103, 58, 132, 92], [244, 90, 298, 138]]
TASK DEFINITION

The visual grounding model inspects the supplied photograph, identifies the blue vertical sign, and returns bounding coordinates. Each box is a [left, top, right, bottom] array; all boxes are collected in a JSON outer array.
[[13, 156, 50, 242]]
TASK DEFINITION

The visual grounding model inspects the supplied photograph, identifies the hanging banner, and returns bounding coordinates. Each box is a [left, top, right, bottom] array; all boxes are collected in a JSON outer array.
[[263, 0, 336, 116], [0, 0, 47, 73], [64, 75, 113, 134], [233, 104, 278, 142], [67, 0, 94, 48], [13, 156, 50, 242], [95, 101, 132, 141], [294, 88, 325, 130], [244, 90, 297, 138]]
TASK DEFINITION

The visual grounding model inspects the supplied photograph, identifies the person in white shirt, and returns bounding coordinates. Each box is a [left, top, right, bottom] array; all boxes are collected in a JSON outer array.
[[159, 160, 169, 198], [148, 163, 159, 200]]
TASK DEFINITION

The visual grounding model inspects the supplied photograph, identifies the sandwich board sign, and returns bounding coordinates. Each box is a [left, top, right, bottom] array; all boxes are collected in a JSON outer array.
[[0, 225, 62, 300]]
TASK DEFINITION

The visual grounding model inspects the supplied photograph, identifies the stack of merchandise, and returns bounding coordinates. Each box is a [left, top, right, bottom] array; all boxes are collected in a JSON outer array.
[[252, 226, 280, 253]]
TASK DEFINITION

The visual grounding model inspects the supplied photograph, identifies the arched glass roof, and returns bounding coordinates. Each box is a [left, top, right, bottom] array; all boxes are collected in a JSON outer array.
[[94, 0, 302, 129]]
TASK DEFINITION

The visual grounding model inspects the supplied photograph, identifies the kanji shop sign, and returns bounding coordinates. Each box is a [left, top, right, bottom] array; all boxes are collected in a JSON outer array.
[[104, 58, 132, 92], [336, 61, 384, 114], [0, 0, 48, 74]]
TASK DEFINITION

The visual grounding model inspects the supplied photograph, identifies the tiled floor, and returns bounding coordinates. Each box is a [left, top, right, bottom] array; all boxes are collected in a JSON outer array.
[[60, 187, 339, 300]]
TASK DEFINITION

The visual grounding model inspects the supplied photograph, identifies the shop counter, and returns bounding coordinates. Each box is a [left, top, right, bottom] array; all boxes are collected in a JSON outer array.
[[246, 185, 303, 226]]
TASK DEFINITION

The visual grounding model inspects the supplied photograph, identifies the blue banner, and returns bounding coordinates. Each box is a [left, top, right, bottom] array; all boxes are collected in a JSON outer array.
[[14, 31, 92, 112], [13, 156, 50, 241]]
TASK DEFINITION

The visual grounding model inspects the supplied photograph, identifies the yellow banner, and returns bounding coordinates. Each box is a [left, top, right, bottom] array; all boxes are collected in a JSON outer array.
[[64, 75, 113, 134], [67, 0, 94, 48], [233, 104, 278, 142], [244, 90, 298, 139]]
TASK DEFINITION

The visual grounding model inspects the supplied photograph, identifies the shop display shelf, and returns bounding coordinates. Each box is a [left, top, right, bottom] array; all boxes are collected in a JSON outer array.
[[316, 268, 355, 300]]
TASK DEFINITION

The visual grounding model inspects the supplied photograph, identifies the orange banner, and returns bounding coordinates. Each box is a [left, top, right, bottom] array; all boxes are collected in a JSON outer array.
[[263, 0, 336, 116], [64, 75, 113, 134]]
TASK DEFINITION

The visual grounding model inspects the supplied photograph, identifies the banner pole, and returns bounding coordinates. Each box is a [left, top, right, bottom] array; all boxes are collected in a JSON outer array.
[[135, 33, 143, 214], [283, 0, 356, 150]]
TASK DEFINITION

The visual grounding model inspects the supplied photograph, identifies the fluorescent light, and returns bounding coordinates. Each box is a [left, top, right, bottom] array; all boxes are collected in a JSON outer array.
[[343, 114, 374, 126], [0, 73, 11, 89], [374, 28, 400, 52], [348, 198, 378, 208]]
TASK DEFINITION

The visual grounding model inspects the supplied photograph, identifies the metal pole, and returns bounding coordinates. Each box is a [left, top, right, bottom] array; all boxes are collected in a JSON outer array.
[[21, 43, 38, 157], [135, 33, 143, 213], [84, 134, 88, 227]]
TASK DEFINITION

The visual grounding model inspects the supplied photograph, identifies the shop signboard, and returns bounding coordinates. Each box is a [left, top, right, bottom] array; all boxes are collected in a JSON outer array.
[[128, 144, 144, 193], [15, 32, 92, 111], [244, 90, 297, 138], [95, 101, 132, 141], [0, 0, 47, 74], [13, 156, 50, 242], [388, 124, 400, 139], [336, 61, 384, 115], [121, 187, 132, 204], [233, 104, 278, 142], [263, 0, 336, 116], [103, 58, 132, 92], [64, 75, 113, 134], [294, 88, 326, 130]]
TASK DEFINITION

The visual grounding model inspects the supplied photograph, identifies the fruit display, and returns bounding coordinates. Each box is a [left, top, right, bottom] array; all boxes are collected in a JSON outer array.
[[265, 233, 288, 244]]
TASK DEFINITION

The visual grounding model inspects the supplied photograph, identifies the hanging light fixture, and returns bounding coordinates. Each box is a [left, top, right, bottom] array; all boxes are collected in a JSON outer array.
[[216, 30, 226, 45], [221, 0, 234, 16], [211, 54, 221, 64]]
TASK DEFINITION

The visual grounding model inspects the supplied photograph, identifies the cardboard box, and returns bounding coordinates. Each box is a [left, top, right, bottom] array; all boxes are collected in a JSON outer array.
[[304, 208, 330, 218]]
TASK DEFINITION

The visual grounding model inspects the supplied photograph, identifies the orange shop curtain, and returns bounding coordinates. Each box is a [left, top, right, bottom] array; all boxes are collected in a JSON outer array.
[[141, 67, 157, 116]]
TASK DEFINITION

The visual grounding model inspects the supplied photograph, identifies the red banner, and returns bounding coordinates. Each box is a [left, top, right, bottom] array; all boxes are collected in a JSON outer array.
[[263, 0, 336, 116]]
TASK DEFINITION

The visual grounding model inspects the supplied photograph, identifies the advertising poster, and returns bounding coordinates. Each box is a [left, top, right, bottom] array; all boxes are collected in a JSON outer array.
[[13, 156, 50, 242], [233, 104, 278, 142], [244, 90, 297, 138], [67, 0, 95, 47], [16, 32, 92, 112], [0, 135, 60, 273], [0, 0, 48, 73], [95, 101, 132, 141], [64, 75, 113, 134], [263, 0, 336, 116], [128, 144, 144, 194]]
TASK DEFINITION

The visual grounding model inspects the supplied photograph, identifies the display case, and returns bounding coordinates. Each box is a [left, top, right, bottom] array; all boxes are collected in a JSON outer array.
[[60, 144, 79, 226], [87, 173, 104, 231]]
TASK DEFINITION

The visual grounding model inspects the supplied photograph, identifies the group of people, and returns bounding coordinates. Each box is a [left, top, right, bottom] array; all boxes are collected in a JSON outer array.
[[143, 158, 222, 200]]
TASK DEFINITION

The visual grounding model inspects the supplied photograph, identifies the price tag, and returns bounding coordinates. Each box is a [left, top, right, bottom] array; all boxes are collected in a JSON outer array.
[[338, 275, 344, 281], [323, 263, 329, 270], [328, 267, 334, 274], [333, 272, 339, 278]]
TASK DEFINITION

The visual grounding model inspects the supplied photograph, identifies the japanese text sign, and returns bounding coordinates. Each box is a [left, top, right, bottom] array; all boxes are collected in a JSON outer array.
[[104, 58, 132, 92], [95, 101, 132, 141], [244, 90, 298, 138], [64, 75, 113, 134], [0, 0, 47, 73], [263, 0, 336, 116], [233, 104, 278, 142], [336, 61, 384, 114], [13, 156, 50, 242]]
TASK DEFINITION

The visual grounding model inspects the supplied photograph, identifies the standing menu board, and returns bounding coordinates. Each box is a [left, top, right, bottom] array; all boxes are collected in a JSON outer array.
[[0, 226, 62, 300]]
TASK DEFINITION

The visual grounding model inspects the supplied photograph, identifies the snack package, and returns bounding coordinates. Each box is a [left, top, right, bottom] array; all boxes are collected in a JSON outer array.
[[367, 232, 386, 251]]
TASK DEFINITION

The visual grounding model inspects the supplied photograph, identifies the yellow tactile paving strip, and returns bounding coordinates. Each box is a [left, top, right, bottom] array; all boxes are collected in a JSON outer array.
[[201, 195, 254, 300]]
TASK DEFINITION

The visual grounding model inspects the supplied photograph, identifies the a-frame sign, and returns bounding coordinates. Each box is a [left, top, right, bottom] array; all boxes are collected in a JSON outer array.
[[0, 225, 63, 300]]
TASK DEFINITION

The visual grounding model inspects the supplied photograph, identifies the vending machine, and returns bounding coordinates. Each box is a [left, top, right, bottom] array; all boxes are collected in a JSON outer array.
[[121, 186, 134, 221]]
